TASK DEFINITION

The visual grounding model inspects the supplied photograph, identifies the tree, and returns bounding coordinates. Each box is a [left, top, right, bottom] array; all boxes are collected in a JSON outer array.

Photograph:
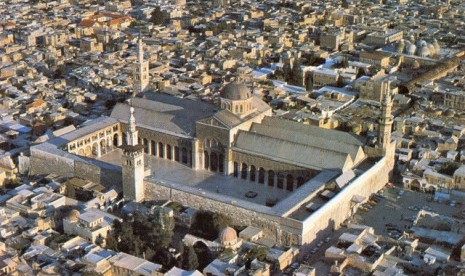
[[438, 162, 460, 176], [282, 62, 292, 83], [181, 246, 199, 271], [290, 59, 303, 86], [106, 232, 118, 251], [151, 6, 169, 25], [336, 75, 344, 88], [247, 246, 269, 262], [305, 74, 313, 91], [190, 210, 232, 240]]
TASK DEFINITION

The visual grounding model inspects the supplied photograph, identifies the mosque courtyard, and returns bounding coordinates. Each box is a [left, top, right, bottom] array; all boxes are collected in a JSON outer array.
[[98, 149, 292, 206]]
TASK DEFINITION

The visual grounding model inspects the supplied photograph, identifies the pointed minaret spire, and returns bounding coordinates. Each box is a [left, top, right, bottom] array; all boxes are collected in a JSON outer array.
[[133, 33, 149, 96], [138, 33, 144, 64], [378, 80, 393, 150], [127, 106, 138, 146]]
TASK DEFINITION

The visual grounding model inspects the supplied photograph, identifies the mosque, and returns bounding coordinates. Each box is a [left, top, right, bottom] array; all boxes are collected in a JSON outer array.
[[30, 38, 396, 246]]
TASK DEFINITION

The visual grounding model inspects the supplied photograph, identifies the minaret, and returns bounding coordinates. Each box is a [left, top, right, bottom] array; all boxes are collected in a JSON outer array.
[[122, 106, 145, 202], [133, 35, 149, 96], [378, 81, 393, 151]]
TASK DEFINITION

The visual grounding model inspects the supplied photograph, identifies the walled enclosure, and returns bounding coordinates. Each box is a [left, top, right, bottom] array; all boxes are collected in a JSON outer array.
[[145, 151, 394, 247]]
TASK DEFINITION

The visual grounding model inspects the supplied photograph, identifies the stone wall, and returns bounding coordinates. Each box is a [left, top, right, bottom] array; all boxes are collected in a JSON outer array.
[[30, 148, 75, 178], [75, 161, 122, 187], [30, 146, 121, 187], [145, 150, 395, 248], [299, 155, 395, 247], [145, 181, 303, 244]]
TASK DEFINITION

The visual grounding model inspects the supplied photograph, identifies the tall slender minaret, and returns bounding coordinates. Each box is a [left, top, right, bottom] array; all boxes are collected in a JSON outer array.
[[122, 106, 145, 202], [378, 81, 393, 151], [133, 35, 149, 96]]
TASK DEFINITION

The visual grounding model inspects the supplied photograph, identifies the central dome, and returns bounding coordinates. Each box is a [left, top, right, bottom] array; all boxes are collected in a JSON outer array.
[[220, 82, 251, 101]]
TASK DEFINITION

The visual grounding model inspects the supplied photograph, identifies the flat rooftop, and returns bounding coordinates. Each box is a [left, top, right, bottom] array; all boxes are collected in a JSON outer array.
[[99, 150, 292, 206]]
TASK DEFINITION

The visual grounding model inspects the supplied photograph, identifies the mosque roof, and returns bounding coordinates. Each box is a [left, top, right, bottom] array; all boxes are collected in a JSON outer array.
[[111, 94, 217, 138], [260, 117, 364, 146], [233, 130, 354, 171], [249, 123, 365, 164]]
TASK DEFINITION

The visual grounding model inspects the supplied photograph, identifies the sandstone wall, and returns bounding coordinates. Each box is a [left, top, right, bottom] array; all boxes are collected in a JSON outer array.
[[30, 148, 75, 177], [30, 147, 122, 186], [145, 181, 303, 245], [299, 156, 394, 247]]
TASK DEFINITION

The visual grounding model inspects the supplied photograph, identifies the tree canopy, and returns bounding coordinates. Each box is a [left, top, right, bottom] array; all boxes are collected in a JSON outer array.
[[190, 210, 231, 240], [151, 6, 170, 25]]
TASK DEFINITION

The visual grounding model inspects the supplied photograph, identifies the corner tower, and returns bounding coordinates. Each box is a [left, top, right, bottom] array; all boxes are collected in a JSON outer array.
[[122, 106, 145, 202], [133, 36, 149, 96], [378, 81, 393, 151]]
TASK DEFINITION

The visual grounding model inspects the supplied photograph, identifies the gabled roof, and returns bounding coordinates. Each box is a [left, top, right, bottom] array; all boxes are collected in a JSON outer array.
[[260, 117, 364, 146], [249, 123, 365, 164], [233, 130, 353, 171]]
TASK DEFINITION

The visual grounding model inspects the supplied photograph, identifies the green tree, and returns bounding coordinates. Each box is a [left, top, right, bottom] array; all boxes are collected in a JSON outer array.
[[247, 246, 269, 262], [190, 210, 231, 240], [181, 246, 199, 271], [336, 75, 344, 88], [290, 59, 303, 86], [283, 62, 292, 83], [305, 74, 313, 91], [105, 231, 118, 251], [151, 6, 169, 25], [438, 162, 460, 176]]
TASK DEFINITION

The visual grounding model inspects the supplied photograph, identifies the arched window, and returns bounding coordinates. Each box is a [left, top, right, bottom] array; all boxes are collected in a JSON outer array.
[[219, 154, 224, 173], [240, 104, 243, 113], [297, 176, 305, 188], [182, 147, 188, 164], [233, 162, 239, 177], [286, 174, 294, 191], [241, 163, 248, 179], [158, 142, 164, 158], [174, 146, 180, 162], [258, 168, 265, 184], [143, 138, 149, 153], [250, 165, 256, 182], [166, 145, 172, 160], [277, 174, 284, 189], [268, 170, 275, 187], [204, 151, 209, 169], [151, 141, 157, 156], [210, 152, 218, 171], [235, 105, 238, 113], [113, 133, 119, 147]]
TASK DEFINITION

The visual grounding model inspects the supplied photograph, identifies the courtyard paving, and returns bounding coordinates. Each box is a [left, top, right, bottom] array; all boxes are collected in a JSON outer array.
[[99, 149, 292, 206]]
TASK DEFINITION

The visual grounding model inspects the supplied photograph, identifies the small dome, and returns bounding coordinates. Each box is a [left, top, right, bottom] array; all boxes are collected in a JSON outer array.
[[219, 226, 237, 245], [417, 40, 427, 48], [67, 210, 80, 221], [220, 82, 251, 101], [406, 44, 417, 55], [418, 45, 430, 57], [427, 44, 436, 55]]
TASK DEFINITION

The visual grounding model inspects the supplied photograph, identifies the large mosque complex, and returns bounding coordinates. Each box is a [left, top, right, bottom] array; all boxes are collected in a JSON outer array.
[[30, 39, 396, 247]]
